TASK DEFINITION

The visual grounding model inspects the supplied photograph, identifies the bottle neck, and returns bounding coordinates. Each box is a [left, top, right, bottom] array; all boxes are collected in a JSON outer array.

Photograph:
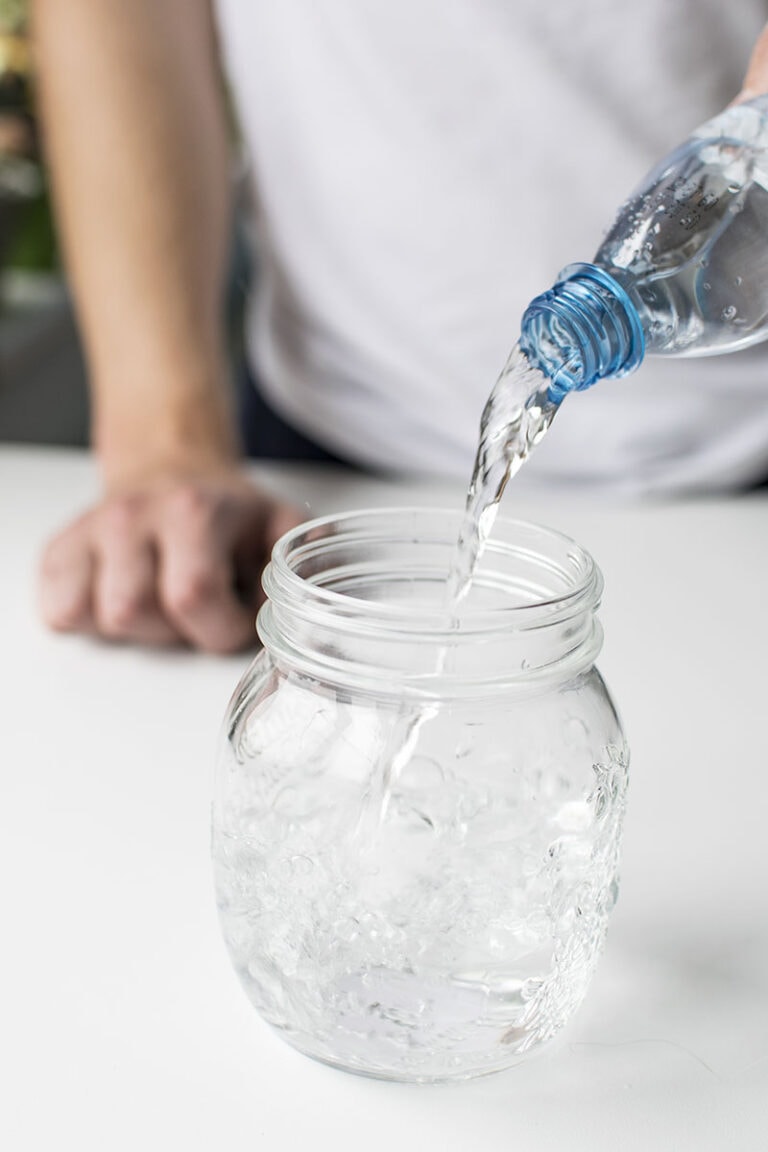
[[520, 263, 645, 403]]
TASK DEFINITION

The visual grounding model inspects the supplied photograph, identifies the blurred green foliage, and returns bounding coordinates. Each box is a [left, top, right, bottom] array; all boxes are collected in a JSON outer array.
[[1, 0, 60, 276], [0, 0, 25, 35], [5, 183, 57, 271]]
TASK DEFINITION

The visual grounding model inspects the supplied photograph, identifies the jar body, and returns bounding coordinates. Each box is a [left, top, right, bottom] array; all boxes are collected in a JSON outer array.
[[212, 509, 629, 1082]]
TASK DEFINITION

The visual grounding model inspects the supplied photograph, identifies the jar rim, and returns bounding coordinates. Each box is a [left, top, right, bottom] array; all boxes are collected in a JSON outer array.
[[257, 508, 604, 697], [261, 507, 602, 634]]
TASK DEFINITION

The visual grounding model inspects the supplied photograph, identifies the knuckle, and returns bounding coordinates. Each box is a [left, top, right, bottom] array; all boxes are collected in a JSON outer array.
[[38, 537, 90, 631], [39, 543, 66, 582], [43, 601, 83, 632], [97, 593, 147, 637], [39, 521, 86, 575], [165, 568, 220, 616], [166, 484, 212, 528], [99, 497, 144, 542], [39, 578, 89, 631]]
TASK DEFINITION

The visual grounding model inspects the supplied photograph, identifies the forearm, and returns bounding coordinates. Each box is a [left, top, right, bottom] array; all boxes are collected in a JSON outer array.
[[30, 0, 236, 484]]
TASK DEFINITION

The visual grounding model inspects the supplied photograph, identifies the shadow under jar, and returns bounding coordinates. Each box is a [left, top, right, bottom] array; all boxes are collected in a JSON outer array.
[[212, 508, 629, 1082]]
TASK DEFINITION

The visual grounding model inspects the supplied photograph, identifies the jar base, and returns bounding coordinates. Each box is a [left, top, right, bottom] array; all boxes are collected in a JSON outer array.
[[254, 964, 570, 1084], [276, 1027, 551, 1084]]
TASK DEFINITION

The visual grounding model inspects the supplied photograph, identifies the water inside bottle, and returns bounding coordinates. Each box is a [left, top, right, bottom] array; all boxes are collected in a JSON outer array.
[[597, 98, 768, 357]]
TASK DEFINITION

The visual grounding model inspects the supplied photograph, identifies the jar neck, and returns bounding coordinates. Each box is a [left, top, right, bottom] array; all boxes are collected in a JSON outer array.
[[520, 262, 645, 403], [257, 509, 604, 701]]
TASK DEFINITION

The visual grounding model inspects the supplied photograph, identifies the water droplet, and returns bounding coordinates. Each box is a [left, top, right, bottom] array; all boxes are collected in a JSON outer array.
[[703, 282, 711, 291], [290, 853, 314, 876], [735, 276, 743, 287], [721, 304, 737, 321]]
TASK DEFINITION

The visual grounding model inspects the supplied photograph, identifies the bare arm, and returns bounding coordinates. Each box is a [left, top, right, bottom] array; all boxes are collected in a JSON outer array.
[[32, 0, 234, 481], [33, 0, 300, 652]]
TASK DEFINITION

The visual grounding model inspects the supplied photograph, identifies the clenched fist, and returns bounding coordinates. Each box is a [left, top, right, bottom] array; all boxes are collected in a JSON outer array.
[[38, 469, 303, 653]]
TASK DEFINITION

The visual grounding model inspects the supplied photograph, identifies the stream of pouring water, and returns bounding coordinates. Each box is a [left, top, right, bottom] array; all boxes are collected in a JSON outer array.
[[446, 343, 559, 604], [354, 344, 560, 841]]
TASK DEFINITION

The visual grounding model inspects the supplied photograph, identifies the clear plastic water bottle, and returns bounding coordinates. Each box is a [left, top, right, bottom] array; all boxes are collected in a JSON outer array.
[[520, 95, 768, 402]]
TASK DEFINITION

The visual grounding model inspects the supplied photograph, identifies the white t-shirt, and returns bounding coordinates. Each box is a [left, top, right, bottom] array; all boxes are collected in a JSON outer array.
[[214, 0, 768, 492]]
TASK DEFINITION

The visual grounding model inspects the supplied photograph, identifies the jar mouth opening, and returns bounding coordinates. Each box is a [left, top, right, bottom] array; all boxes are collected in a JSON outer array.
[[262, 507, 602, 635]]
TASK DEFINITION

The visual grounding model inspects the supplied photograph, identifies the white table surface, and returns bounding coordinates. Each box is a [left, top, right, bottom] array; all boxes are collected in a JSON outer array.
[[2, 444, 767, 1151]]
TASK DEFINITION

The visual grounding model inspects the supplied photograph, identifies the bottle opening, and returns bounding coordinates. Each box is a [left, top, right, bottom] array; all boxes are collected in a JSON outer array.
[[521, 263, 645, 401]]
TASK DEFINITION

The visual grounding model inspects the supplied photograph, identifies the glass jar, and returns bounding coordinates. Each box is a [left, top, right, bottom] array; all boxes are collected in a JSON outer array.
[[212, 507, 629, 1082]]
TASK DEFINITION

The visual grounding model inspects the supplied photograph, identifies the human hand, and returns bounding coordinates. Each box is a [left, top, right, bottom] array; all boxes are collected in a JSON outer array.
[[38, 469, 304, 653], [737, 23, 768, 101]]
